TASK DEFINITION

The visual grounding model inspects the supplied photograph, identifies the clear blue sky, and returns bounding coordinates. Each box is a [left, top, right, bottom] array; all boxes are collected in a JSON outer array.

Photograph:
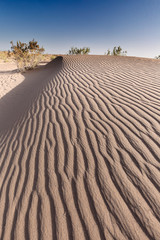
[[0, 0, 160, 58]]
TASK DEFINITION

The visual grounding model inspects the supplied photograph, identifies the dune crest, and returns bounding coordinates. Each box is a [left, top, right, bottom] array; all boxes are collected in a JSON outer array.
[[0, 55, 160, 240]]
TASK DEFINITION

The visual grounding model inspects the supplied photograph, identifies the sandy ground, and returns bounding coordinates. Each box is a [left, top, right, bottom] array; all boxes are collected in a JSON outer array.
[[0, 61, 49, 99], [0, 62, 25, 99], [0, 56, 160, 240]]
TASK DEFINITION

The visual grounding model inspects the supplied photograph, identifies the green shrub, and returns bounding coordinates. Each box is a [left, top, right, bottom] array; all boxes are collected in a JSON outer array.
[[69, 47, 90, 55], [10, 39, 45, 72], [111, 46, 127, 56], [106, 49, 111, 55]]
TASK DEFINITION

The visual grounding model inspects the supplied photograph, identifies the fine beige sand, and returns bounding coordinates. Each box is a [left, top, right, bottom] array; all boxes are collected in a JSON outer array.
[[0, 55, 160, 240], [0, 62, 24, 99]]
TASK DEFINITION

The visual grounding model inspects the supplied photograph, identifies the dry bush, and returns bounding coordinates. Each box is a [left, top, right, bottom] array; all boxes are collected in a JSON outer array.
[[10, 39, 45, 72], [105, 46, 127, 56], [69, 47, 90, 55], [112, 46, 127, 56]]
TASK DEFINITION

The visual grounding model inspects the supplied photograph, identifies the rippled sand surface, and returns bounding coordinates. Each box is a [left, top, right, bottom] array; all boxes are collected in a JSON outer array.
[[0, 56, 160, 240]]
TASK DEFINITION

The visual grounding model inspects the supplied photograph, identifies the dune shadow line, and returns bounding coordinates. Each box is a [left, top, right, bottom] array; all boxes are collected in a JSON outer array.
[[0, 56, 63, 135]]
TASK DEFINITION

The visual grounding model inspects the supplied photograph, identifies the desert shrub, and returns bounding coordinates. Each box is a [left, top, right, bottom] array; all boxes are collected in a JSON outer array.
[[10, 39, 45, 71], [111, 46, 127, 56], [106, 49, 111, 55], [69, 47, 90, 55], [113, 46, 122, 55]]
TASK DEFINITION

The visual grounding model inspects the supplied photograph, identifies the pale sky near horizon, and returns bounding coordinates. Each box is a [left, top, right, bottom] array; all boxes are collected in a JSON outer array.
[[0, 0, 160, 58]]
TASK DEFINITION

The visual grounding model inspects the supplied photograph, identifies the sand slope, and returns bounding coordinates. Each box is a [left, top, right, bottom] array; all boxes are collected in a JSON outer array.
[[0, 55, 160, 240]]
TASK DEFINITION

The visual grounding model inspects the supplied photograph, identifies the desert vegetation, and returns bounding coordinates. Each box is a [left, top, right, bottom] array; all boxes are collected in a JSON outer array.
[[10, 39, 45, 71], [106, 46, 127, 56], [0, 47, 56, 71], [69, 47, 90, 55]]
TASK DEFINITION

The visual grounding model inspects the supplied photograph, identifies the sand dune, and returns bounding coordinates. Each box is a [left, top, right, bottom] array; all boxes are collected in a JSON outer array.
[[0, 55, 160, 240]]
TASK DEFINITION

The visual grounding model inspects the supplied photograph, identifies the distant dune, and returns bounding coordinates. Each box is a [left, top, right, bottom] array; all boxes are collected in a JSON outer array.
[[0, 55, 160, 240]]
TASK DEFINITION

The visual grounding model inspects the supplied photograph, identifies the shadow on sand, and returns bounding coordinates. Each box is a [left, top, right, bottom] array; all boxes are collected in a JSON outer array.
[[0, 69, 18, 74], [0, 56, 63, 135]]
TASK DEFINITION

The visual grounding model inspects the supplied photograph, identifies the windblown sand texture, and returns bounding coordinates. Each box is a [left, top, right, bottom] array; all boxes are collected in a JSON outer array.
[[0, 56, 160, 240]]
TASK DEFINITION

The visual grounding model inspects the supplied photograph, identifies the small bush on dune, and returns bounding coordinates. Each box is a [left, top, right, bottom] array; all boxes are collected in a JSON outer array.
[[10, 39, 45, 72], [106, 46, 127, 56], [69, 47, 90, 55], [106, 49, 111, 55]]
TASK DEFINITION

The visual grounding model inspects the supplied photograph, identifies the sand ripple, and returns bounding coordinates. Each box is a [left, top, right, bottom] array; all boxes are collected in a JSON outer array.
[[0, 56, 160, 239]]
